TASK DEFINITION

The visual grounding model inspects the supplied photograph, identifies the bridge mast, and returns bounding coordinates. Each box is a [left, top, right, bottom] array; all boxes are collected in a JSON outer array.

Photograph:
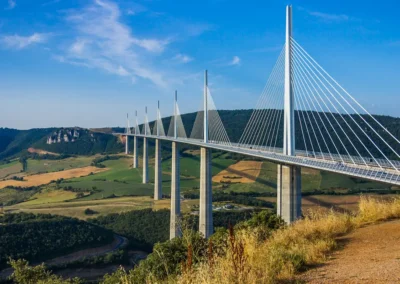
[[143, 107, 149, 184], [133, 110, 138, 168], [284, 5, 295, 155], [125, 113, 129, 154], [277, 5, 302, 224], [199, 70, 213, 238], [154, 101, 162, 200], [170, 90, 181, 239]]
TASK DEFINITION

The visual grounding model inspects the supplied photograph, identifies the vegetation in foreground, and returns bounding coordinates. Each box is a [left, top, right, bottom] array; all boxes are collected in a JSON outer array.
[[0, 213, 114, 270], [6, 196, 400, 283]]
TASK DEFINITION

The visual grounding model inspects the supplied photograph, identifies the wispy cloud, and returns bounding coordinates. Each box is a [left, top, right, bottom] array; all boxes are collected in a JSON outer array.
[[300, 7, 354, 23], [59, 0, 169, 87], [184, 22, 214, 37], [172, 53, 193, 63], [229, 56, 240, 66], [5, 0, 16, 10], [309, 11, 349, 22], [2, 33, 48, 49]]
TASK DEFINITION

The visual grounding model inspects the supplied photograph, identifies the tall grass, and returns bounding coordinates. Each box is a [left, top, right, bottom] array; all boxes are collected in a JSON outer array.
[[177, 196, 400, 284]]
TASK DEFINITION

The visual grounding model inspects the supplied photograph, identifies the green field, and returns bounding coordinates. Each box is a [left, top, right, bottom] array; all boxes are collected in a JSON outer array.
[[0, 161, 22, 179], [25, 156, 95, 174], [1, 150, 395, 219]]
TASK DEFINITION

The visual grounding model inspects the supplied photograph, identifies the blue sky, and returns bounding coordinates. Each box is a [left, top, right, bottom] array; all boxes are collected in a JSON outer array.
[[0, 0, 399, 129]]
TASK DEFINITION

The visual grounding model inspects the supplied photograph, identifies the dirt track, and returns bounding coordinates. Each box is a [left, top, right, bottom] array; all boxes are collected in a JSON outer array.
[[300, 220, 400, 283]]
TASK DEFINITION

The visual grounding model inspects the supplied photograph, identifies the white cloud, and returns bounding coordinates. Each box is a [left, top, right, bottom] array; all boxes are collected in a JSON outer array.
[[173, 53, 193, 63], [69, 39, 87, 55], [2, 33, 48, 49], [6, 0, 16, 10], [61, 0, 169, 87], [308, 11, 349, 22], [229, 56, 240, 66]]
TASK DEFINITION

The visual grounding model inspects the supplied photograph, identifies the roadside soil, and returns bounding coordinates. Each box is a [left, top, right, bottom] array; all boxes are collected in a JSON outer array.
[[299, 219, 400, 283]]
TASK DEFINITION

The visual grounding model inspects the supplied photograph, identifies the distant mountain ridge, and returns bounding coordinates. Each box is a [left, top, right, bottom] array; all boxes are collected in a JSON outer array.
[[0, 127, 123, 160], [1, 109, 399, 161]]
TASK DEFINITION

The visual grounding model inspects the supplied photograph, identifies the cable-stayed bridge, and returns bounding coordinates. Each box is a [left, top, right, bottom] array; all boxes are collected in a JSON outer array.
[[118, 6, 400, 239]]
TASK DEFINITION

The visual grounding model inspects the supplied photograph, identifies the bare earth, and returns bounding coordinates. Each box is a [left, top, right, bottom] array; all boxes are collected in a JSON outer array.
[[27, 147, 59, 156], [300, 220, 400, 283], [0, 166, 107, 189], [213, 161, 262, 183]]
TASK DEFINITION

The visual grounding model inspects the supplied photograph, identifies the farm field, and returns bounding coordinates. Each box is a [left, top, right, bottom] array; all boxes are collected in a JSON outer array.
[[0, 161, 22, 179], [6, 196, 198, 220], [213, 161, 263, 183], [25, 156, 95, 174], [0, 166, 107, 189]]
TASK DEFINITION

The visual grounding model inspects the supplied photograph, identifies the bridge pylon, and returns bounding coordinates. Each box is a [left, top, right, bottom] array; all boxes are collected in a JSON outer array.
[[125, 113, 130, 154], [154, 101, 162, 200], [199, 70, 213, 238], [133, 110, 138, 168], [170, 91, 182, 239], [143, 107, 149, 184], [277, 5, 302, 223]]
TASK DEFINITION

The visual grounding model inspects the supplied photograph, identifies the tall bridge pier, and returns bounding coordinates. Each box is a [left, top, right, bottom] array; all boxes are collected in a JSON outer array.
[[277, 5, 302, 223], [154, 101, 162, 200], [133, 111, 138, 168], [125, 113, 130, 154], [199, 70, 213, 238], [133, 136, 138, 168], [143, 107, 149, 184], [170, 91, 181, 239]]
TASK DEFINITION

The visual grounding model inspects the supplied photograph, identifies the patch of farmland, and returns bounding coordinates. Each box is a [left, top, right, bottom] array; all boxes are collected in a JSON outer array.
[[0, 166, 107, 189], [213, 161, 262, 184]]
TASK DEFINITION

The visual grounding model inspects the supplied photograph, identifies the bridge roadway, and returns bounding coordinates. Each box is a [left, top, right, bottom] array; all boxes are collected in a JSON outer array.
[[119, 133, 400, 186]]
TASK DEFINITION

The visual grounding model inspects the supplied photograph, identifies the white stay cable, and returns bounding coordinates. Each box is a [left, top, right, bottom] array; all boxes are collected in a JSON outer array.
[[292, 38, 400, 163]]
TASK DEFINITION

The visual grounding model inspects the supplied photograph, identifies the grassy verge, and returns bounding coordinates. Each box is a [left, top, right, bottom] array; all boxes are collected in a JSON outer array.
[[176, 196, 400, 283]]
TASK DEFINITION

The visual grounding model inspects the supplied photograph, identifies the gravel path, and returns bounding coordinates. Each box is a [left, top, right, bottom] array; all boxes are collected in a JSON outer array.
[[299, 220, 400, 283]]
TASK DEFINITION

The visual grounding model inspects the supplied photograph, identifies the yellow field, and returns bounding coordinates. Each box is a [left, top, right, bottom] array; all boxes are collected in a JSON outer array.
[[0, 166, 107, 189], [6, 196, 198, 220], [213, 161, 262, 183]]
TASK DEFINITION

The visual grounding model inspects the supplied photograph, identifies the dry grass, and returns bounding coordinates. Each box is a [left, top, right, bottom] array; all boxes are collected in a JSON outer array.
[[27, 147, 59, 156], [177, 196, 400, 284], [212, 161, 262, 184], [0, 166, 107, 189]]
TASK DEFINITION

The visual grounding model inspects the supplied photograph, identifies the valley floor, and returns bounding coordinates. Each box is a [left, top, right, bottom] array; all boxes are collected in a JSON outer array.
[[299, 220, 400, 283]]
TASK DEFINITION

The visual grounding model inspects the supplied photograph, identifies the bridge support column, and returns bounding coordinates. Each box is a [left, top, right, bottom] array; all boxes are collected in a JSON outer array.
[[133, 136, 138, 168], [142, 137, 149, 184], [199, 147, 213, 238], [170, 142, 181, 239], [154, 139, 162, 200], [125, 135, 129, 154], [277, 164, 301, 224]]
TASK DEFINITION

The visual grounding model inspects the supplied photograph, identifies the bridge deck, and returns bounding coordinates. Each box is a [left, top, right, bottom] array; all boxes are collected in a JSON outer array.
[[119, 133, 400, 186]]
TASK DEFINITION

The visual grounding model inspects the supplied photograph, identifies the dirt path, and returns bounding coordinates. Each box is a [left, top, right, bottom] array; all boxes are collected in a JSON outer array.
[[300, 220, 400, 283]]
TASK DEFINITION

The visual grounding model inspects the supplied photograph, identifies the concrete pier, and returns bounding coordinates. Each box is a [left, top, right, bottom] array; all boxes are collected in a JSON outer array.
[[199, 147, 213, 238], [170, 141, 181, 239], [277, 164, 301, 223], [142, 137, 149, 184], [154, 139, 162, 200], [133, 136, 138, 168], [125, 135, 129, 154]]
